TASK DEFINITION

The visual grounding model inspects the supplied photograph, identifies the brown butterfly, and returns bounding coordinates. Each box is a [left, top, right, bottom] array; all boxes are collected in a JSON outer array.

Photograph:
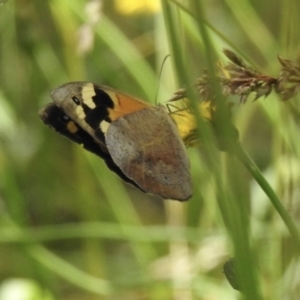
[[39, 82, 192, 201]]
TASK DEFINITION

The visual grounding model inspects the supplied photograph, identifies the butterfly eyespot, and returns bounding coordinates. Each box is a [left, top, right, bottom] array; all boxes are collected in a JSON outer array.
[[62, 114, 70, 121], [71, 96, 80, 105]]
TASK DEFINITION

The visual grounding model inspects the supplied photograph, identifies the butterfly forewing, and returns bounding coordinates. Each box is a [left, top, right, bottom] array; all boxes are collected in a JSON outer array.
[[50, 82, 152, 143]]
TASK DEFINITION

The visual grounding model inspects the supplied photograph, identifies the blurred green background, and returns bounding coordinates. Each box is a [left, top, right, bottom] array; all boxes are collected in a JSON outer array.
[[1, 0, 300, 299]]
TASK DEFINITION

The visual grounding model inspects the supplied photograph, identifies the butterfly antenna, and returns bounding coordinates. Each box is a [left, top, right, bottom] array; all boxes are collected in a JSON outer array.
[[154, 54, 170, 105]]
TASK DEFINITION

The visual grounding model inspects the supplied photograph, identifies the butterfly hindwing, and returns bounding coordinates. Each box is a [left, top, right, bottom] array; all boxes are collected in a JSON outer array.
[[106, 106, 192, 200]]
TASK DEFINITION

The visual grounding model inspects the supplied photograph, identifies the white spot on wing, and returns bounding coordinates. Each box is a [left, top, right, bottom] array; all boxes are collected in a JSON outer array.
[[82, 83, 96, 109], [100, 120, 110, 134], [106, 91, 119, 106], [76, 106, 86, 119]]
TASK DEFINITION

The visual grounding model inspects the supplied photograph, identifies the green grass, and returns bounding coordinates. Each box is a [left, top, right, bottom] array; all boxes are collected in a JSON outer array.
[[0, 0, 300, 299]]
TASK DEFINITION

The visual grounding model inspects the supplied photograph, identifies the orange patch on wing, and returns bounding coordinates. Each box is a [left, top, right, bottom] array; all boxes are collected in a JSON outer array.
[[67, 121, 79, 133], [107, 92, 152, 121]]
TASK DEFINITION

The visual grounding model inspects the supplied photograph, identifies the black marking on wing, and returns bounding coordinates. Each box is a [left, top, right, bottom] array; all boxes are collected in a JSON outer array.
[[82, 87, 115, 129], [84, 105, 109, 128], [95, 127, 105, 141], [71, 96, 80, 105], [92, 86, 115, 108], [40, 104, 83, 144]]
